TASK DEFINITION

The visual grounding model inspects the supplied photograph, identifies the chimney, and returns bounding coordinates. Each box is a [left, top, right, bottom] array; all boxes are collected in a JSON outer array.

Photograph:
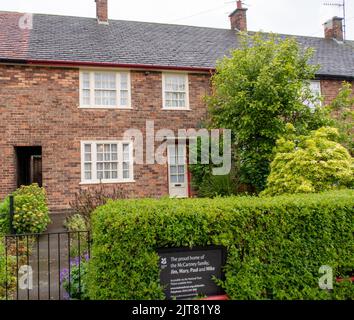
[[324, 16, 343, 41], [229, 1, 248, 32], [96, 0, 108, 24]]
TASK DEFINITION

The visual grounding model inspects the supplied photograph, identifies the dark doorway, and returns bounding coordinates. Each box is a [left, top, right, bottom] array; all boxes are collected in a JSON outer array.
[[15, 146, 42, 187]]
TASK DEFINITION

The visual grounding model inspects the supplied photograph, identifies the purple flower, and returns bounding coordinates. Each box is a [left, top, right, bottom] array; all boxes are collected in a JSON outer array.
[[60, 268, 69, 284], [63, 291, 70, 300]]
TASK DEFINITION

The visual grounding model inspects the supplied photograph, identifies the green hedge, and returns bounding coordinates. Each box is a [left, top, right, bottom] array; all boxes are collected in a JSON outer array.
[[87, 190, 354, 300]]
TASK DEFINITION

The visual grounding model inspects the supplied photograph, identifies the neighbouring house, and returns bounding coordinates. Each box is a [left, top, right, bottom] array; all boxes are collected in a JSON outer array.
[[0, 0, 353, 214]]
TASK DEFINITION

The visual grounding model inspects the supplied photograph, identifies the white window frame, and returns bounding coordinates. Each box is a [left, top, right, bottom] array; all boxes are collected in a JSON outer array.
[[162, 73, 190, 110], [304, 80, 322, 110], [80, 141, 134, 184], [79, 70, 132, 109]]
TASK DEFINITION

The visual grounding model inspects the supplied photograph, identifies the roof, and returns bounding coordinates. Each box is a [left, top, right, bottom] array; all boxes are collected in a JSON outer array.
[[0, 11, 354, 78]]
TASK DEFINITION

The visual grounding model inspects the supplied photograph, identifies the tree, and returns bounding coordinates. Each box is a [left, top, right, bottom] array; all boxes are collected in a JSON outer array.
[[206, 33, 327, 192], [324, 82, 354, 155], [261, 126, 353, 196]]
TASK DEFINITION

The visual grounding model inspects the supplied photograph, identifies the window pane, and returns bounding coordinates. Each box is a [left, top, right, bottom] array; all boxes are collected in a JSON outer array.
[[178, 145, 185, 155], [97, 171, 103, 180], [123, 170, 130, 179], [120, 73, 128, 90], [82, 89, 90, 105], [171, 175, 178, 183], [112, 171, 118, 179], [97, 163, 104, 171], [104, 152, 111, 161], [94, 73, 102, 89], [94, 90, 102, 105], [178, 174, 185, 183], [170, 166, 177, 175], [123, 144, 130, 161], [120, 90, 128, 106], [122, 162, 128, 170], [310, 81, 321, 95], [82, 73, 90, 89], [178, 165, 185, 174], [84, 144, 91, 153], [97, 144, 104, 153], [85, 172, 92, 180]]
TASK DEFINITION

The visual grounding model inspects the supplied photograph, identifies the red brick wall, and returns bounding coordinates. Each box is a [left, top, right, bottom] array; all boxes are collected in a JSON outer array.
[[230, 10, 247, 32], [320, 79, 354, 105], [0, 64, 352, 212], [96, 0, 108, 23], [0, 65, 210, 211]]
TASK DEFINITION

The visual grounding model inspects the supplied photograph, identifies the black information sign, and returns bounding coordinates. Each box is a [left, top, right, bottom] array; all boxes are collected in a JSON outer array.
[[157, 246, 226, 300]]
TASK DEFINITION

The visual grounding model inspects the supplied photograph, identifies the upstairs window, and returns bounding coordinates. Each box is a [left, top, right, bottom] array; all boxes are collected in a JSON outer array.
[[304, 80, 322, 110], [81, 141, 134, 184], [162, 73, 189, 110], [80, 71, 131, 108]]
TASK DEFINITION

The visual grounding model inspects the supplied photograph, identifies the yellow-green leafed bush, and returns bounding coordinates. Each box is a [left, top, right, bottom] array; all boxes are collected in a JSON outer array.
[[87, 190, 354, 300], [2, 184, 51, 234], [262, 127, 353, 196], [13, 184, 50, 234]]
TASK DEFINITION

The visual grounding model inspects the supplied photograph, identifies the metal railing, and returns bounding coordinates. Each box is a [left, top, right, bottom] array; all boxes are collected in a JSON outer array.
[[4, 231, 91, 300]]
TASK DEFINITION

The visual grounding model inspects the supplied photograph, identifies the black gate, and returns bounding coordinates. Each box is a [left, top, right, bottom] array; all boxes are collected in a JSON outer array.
[[4, 231, 90, 300]]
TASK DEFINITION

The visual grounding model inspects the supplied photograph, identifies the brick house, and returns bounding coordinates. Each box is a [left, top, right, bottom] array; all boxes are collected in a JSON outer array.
[[0, 0, 353, 214]]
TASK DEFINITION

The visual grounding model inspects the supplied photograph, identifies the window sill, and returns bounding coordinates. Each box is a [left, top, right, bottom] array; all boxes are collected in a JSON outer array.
[[80, 180, 135, 185], [162, 107, 191, 111], [78, 106, 133, 110]]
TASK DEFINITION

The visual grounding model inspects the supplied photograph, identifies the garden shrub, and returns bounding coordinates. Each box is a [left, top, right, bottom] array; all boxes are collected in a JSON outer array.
[[60, 255, 90, 300], [198, 174, 236, 198], [0, 198, 10, 235], [0, 184, 50, 234], [64, 214, 88, 232], [87, 190, 354, 300], [262, 126, 353, 196], [70, 185, 129, 231]]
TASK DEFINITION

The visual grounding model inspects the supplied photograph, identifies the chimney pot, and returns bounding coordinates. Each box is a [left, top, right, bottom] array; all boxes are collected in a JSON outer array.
[[96, 0, 108, 24], [229, 1, 248, 32], [324, 16, 343, 41]]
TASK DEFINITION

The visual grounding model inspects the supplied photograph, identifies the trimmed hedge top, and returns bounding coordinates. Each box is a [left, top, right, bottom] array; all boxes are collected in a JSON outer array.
[[88, 190, 354, 300]]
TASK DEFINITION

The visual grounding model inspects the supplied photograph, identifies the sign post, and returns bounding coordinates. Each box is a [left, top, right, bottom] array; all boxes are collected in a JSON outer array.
[[9, 195, 15, 234]]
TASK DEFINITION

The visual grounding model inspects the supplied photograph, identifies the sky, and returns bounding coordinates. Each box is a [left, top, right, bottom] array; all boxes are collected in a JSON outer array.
[[1, 0, 353, 40]]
